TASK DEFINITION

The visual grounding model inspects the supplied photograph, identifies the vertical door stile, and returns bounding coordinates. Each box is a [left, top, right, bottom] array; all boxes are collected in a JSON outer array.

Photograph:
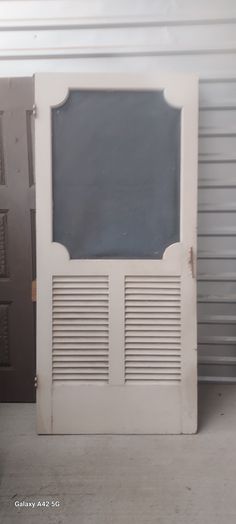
[[108, 271, 125, 385], [180, 79, 198, 433]]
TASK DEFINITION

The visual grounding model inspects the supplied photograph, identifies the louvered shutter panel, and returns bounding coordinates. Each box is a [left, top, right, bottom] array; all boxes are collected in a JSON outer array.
[[35, 73, 198, 434], [124, 276, 181, 383], [52, 276, 109, 383]]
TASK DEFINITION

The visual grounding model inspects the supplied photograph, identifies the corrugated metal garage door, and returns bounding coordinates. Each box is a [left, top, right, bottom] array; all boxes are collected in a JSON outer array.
[[1, 0, 236, 381]]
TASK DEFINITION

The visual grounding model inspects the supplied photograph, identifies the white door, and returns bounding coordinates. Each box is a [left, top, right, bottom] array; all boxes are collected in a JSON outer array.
[[35, 73, 198, 434]]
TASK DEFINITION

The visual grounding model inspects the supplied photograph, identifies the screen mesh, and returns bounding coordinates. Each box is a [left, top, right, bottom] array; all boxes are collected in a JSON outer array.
[[52, 89, 180, 259]]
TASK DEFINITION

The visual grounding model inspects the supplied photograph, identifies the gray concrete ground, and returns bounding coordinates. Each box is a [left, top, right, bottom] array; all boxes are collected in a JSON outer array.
[[0, 384, 236, 523]]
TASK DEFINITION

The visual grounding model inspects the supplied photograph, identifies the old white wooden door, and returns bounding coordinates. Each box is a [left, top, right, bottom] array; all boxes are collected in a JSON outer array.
[[35, 73, 198, 434]]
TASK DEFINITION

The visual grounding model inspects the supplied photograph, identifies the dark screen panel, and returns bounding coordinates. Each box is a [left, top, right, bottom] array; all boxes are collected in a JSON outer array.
[[52, 89, 180, 259]]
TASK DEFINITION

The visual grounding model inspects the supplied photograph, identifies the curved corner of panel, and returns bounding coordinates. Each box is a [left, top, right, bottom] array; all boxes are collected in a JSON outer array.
[[51, 241, 71, 263], [162, 84, 184, 110], [163, 242, 181, 261], [50, 87, 71, 110]]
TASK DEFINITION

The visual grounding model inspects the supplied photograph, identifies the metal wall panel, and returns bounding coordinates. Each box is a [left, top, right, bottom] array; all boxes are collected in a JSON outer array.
[[1, 0, 236, 381]]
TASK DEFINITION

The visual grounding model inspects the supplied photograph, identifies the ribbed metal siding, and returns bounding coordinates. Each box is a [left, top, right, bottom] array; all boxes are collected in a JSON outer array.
[[1, 0, 236, 382], [198, 78, 236, 381]]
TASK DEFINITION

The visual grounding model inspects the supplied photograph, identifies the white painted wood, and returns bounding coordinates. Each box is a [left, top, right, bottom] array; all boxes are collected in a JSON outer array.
[[35, 72, 198, 434]]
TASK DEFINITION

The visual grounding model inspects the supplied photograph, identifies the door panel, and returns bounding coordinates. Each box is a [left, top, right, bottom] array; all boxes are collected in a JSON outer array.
[[0, 78, 35, 402], [35, 73, 198, 433]]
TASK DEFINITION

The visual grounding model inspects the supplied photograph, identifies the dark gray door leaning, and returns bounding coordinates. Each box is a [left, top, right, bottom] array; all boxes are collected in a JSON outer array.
[[0, 78, 36, 402]]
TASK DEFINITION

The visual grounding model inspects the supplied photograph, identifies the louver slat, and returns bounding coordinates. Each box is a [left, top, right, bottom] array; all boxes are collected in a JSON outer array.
[[52, 276, 109, 383], [125, 276, 181, 384]]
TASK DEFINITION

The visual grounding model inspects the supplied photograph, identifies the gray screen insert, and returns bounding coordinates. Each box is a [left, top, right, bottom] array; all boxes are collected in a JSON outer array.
[[52, 89, 181, 259]]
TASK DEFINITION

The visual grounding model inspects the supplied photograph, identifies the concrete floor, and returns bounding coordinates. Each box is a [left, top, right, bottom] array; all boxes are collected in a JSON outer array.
[[0, 385, 236, 524]]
